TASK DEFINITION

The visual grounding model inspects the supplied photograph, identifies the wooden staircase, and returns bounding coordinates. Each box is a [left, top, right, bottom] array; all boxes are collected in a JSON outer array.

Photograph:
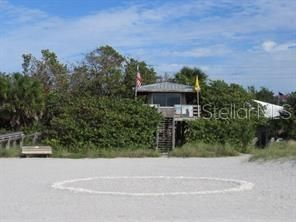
[[156, 117, 175, 153]]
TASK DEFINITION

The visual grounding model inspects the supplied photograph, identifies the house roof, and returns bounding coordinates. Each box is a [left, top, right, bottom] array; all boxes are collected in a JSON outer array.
[[137, 82, 195, 93], [253, 100, 284, 118]]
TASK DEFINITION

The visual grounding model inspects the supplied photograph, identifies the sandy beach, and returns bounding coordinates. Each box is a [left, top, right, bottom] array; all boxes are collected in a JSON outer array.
[[0, 155, 295, 222]]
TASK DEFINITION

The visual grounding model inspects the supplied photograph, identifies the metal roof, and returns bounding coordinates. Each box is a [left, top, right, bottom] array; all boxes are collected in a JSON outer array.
[[137, 82, 195, 93]]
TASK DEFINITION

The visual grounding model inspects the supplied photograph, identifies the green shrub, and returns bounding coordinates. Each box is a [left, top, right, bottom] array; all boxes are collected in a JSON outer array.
[[250, 140, 296, 161], [0, 148, 21, 157], [169, 142, 239, 157], [44, 95, 162, 151], [185, 80, 265, 151], [52, 147, 160, 158], [185, 118, 257, 152]]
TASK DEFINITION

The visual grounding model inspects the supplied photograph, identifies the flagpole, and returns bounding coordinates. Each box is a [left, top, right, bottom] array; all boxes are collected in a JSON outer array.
[[194, 75, 201, 118], [135, 87, 137, 100], [197, 91, 200, 117], [135, 64, 139, 100]]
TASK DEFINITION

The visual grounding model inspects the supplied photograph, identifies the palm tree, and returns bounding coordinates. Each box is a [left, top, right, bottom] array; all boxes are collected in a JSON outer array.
[[1, 73, 45, 130], [0, 74, 8, 104], [174, 67, 208, 86]]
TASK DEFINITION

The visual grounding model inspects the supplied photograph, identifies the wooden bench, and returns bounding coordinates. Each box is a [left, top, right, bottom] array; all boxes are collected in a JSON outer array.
[[21, 146, 52, 157]]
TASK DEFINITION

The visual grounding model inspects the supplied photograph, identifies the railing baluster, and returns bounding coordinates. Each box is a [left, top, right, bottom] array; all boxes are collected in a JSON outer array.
[[0, 132, 40, 149], [6, 138, 10, 150]]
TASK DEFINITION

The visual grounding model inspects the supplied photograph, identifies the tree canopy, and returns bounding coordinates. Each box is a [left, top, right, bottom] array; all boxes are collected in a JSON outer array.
[[248, 86, 277, 104], [0, 44, 294, 151], [0, 73, 45, 130], [174, 66, 208, 87], [22, 50, 68, 93], [70, 45, 157, 98]]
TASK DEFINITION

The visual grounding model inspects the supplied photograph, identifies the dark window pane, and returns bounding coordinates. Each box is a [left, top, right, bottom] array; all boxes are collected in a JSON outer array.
[[152, 93, 181, 106], [153, 93, 166, 106], [167, 94, 180, 106]]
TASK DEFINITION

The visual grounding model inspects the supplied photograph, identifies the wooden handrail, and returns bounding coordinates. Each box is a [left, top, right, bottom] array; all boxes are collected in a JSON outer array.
[[0, 132, 41, 150]]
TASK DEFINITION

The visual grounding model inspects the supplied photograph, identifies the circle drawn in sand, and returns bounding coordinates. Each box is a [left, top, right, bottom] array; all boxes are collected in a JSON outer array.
[[52, 176, 254, 196]]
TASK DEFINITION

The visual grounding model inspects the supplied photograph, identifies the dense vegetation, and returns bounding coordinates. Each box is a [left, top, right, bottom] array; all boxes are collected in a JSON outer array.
[[184, 80, 265, 152], [0, 73, 45, 131], [0, 44, 295, 158], [1, 46, 161, 154], [44, 95, 162, 151]]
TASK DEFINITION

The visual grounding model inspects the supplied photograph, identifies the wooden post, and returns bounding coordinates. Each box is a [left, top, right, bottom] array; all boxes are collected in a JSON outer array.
[[197, 91, 200, 117], [20, 135, 24, 148], [134, 87, 137, 100], [156, 126, 159, 150], [6, 138, 10, 150], [172, 118, 175, 150], [33, 133, 38, 144]]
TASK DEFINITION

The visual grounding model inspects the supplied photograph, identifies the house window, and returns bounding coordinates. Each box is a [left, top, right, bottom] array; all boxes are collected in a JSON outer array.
[[152, 93, 181, 106], [153, 93, 167, 106]]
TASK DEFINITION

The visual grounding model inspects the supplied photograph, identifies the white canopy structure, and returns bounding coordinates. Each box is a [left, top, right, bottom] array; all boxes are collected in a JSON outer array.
[[253, 100, 284, 118]]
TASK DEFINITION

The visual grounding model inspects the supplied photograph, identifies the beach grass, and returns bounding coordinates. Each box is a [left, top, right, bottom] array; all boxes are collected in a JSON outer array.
[[169, 142, 239, 157], [0, 147, 21, 157], [250, 140, 296, 161], [53, 148, 161, 158]]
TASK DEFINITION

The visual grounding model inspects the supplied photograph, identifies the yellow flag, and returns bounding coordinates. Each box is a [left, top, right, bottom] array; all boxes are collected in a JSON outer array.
[[194, 76, 201, 92]]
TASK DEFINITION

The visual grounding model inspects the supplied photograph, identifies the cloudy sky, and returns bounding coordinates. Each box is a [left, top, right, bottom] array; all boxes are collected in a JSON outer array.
[[0, 0, 295, 92]]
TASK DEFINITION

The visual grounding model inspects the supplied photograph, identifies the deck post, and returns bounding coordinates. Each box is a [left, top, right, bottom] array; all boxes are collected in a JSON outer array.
[[155, 125, 159, 150], [20, 135, 24, 148], [6, 138, 10, 150], [172, 118, 175, 150], [32, 133, 38, 144]]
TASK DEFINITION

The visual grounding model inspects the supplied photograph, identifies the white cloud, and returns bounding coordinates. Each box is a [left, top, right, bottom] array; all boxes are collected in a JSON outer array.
[[0, 0, 295, 92], [0, 0, 47, 24], [156, 63, 209, 74], [262, 41, 277, 52], [169, 45, 231, 58], [208, 40, 296, 93], [262, 41, 296, 52]]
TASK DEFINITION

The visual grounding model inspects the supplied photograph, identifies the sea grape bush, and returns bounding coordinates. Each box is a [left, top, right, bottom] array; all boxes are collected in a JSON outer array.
[[185, 80, 265, 151], [44, 95, 162, 151], [185, 118, 256, 151]]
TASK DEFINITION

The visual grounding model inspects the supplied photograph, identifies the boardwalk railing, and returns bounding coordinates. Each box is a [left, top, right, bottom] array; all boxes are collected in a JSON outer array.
[[0, 132, 41, 150], [149, 104, 200, 119], [174, 105, 199, 118]]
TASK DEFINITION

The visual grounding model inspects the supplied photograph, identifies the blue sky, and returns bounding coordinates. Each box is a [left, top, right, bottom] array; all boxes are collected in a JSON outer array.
[[0, 0, 295, 92]]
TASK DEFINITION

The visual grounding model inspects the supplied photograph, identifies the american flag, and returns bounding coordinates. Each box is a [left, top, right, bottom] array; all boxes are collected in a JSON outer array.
[[136, 65, 142, 88], [278, 92, 288, 102]]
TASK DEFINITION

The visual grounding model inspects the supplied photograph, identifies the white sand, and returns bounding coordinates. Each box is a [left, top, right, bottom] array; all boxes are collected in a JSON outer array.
[[0, 155, 295, 221]]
